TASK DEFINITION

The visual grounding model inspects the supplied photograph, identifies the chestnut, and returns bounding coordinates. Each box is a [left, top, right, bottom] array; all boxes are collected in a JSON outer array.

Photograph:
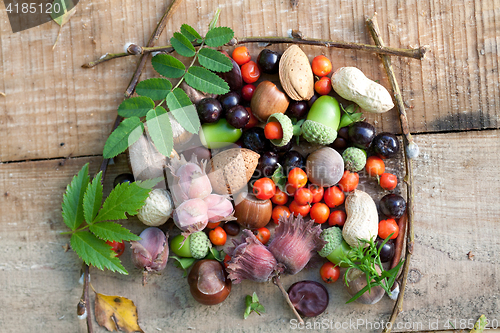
[[234, 192, 272, 229], [250, 81, 290, 122], [188, 259, 231, 305], [344, 266, 385, 304], [287, 280, 329, 317]]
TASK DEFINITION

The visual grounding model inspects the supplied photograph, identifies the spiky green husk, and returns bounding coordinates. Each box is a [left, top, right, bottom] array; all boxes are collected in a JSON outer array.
[[301, 120, 337, 145], [268, 113, 293, 147], [189, 231, 210, 259], [318, 227, 343, 257], [342, 147, 367, 172]]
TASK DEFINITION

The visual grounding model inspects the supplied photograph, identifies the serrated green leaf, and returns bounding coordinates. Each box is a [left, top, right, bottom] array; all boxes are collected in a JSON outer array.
[[117, 96, 155, 118], [70, 231, 127, 274], [89, 222, 140, 242], [151, 54, 186, 79], [146, 106, 173, 157], [136, 78, 172, 101], [62, 163, 90, 231], [93, 182, 151, 223], [83, 172, 103, 224], [204, 27, 234, 47], [208, 9, 221, 31], [166, 88, 200, 134], [170, 32, 196, 57], [198, 48, 232, 73], [135, 177, 164, 189], [180, 24, 202, 42], [185, 66, 230, 95], [103, 117, 144, 159]]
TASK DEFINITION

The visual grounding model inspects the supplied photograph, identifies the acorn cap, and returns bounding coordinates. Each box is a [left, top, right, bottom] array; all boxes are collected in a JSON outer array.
[[301, 120, 337, 145], [342, 147, 367, 172], [189, 231, 210, 259], [318, 227, 343, 257], [208, 148, 260, 195], [267, 113, 293, 147]]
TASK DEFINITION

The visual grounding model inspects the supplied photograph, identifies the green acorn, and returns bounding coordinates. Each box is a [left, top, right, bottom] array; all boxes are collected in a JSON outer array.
[[318, 226, 352, 268], [342, 147, 367, 172], [189, 231, 210, 259], [301, 96, 341, 145], [301, 120, 337, 145]]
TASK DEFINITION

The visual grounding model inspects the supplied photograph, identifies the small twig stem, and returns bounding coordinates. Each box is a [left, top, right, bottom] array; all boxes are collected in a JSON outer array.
[[78, 263, 93, 333], [82, 35, 429, 69], [124, 0, 184, 98], [272, 276, 304, 325], [366, 13, 416, 333]]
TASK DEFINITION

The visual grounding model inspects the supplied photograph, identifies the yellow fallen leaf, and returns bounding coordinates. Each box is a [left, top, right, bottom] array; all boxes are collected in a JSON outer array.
[[94, 292, 144, 333]]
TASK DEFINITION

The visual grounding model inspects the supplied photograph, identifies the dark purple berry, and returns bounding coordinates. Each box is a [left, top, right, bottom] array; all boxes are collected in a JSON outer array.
[[226, 105, 250, 129], [348, 121, 376, 149], [257, 49, 280, 74], [242, 127, 270, 154], [218, 92, 241, 112], [196, 98, 223, 123], [257, 151, 279, 177], [287, 101, 309, 119], [379, 194, 406, 219], [372, 132, 400, 159]]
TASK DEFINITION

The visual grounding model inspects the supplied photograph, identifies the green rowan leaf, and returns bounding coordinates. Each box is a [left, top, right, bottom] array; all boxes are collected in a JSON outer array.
[[184, 66, 230, 95], [146, 106, 174, 157], [117, 96, 155, 118], [83, 171, 103, 224], [89, 222, 140, 242], [151, 54, 186, 79], [170, 32, 196, 57], [136, 78, 172, 101], [93, 181, 151, 223], [62, 163, 90, 231], [70, 231, 127, 274], [204, 27, 234, 47], [180, 24, 202, 42], [103, 117, 144, 159], [166, 88, 200, 134], [198, 48, 232, 73]]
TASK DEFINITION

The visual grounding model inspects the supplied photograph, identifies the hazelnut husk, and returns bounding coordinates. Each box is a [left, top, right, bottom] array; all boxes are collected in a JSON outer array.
[[250, 81, 289, 122]]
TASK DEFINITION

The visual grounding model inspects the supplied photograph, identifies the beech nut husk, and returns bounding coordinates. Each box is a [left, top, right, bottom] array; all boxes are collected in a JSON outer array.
[[233, 192, 272, 229], [250, 81, 289, 122]]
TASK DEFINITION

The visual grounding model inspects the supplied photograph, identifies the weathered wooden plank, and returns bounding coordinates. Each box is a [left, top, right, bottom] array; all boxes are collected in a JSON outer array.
[[1, 129, 499, 332], [1, 0, 499, 162]]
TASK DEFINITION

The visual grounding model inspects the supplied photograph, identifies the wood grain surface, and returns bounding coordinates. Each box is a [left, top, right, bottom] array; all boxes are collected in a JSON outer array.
[[1, 130, 499, 332], [1, 0, 499, 162], [1, 0, 499, 332]]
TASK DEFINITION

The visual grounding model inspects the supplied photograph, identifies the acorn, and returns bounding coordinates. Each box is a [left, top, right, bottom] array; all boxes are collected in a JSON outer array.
[[318, 227, 352, 268]]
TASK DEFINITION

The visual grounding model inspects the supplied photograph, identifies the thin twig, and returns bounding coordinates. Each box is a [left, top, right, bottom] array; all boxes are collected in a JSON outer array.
[[272, 276, 304, 325], [79, 2, 183, 332], [125, 0, 184, 97], [78, 263, 93, 333], [82, 35, 430, 69], [365, 13, 416, 333], [0, 91, 5, 97]]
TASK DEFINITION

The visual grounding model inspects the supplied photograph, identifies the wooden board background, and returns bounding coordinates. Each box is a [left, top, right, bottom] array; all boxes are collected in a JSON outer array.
[[0, 0, 499, 332]]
